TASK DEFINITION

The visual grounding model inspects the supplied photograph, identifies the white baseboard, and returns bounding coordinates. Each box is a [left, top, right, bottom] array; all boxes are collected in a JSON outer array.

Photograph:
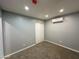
[[5, 44, 37, 58], [4, 40, 79, 58], [4, 40, 44, 58], [45, 40, 79, 53]]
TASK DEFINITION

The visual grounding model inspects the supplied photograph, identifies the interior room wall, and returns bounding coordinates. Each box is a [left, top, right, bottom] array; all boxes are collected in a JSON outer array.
[[0, 9, 4, 59], [2, 11, 44, 56], [2, 9, 79, 57], [45, 13, 79, 51]]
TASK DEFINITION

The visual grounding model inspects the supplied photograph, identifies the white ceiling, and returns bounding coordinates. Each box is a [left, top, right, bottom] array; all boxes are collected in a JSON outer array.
[[0, 0, 79, 20]]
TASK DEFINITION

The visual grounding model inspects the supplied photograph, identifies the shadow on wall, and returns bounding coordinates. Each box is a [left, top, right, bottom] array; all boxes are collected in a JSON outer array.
[[53, 21, 64, 24]]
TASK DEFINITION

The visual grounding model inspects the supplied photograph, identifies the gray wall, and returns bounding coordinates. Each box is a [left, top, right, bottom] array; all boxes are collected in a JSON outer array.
[[2, 11, 42, 56], [45, 13, 79, 51], [3, 10, 79, 56]]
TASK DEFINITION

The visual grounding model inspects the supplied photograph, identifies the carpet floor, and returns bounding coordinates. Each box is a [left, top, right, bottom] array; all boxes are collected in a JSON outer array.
[[6, 41, 79, 59]]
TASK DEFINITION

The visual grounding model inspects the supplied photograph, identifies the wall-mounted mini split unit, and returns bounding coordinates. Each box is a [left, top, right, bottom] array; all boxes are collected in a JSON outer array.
[[52, 17, 64, 23]]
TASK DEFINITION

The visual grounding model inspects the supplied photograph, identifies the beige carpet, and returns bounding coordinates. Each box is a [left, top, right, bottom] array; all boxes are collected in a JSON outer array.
[[6, 41, 79, 59]]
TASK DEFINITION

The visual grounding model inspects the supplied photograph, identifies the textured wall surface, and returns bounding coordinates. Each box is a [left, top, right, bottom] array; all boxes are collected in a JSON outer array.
[[45, 13, 79, 51]]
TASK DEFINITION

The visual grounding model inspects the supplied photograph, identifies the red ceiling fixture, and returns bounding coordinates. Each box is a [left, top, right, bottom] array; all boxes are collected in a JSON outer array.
[[32, 0, 37, 5]]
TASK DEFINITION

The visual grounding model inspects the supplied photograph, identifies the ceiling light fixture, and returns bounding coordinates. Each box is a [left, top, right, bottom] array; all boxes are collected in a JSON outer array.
[[25, 6, 29, 11], [59, 9, 64, 13], [45, 15, 49, 18]]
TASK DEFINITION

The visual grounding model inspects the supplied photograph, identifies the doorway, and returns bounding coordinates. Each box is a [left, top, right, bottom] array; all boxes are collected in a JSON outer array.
[[35, 22, 44, 44]]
